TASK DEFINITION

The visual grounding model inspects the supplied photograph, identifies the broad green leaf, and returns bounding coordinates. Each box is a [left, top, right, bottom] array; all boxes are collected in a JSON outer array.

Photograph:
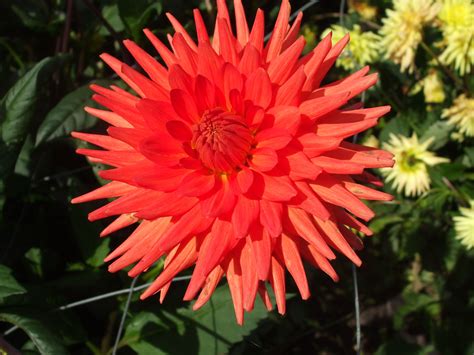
[[462, 147, 474, 168], [1, 56, 65, 145], [35, 80, 113, 146], [379, 115, 411, 143], [14, 134, 34, 176], [0, 56, 66, 177], [0, 265, 26, 299], [420, 121, 452, 150], [24, 248, 44, 278], [100, 4, 125, 35], [121, 285, 269, 354], [0, 309, 68, 355]]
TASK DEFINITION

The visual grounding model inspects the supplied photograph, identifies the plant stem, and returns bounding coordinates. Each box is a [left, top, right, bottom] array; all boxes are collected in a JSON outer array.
[[419, 41, 468, 93], [80, 0, 132, 64]]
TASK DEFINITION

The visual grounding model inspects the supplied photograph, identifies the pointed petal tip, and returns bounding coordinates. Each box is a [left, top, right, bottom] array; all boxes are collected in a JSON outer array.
[[70, 197, 81, 204], [107, 263, 121, 272], [301, 292, 311, 300], [323, 31, 332, 41], [128, 268, 141, 278]]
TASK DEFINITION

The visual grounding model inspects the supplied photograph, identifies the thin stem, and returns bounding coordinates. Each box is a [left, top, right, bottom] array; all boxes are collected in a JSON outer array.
[[339, 2, 362, 353], [442, 177, 470, 207], [352, 264, 361, 355], [2, 275, 192, 337], [80, 0, 122, 43], [61, 0, 73, 53], [112, 277, 138, 355], [0, 38, 25, 72], [79, 0, 132, 64], [419, 41, 467, 93], [39, 166, 92, 182], [339, 0, 346, 27]]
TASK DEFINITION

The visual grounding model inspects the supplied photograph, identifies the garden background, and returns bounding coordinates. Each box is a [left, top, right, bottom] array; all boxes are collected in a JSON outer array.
[[0, 0, 473, 354]]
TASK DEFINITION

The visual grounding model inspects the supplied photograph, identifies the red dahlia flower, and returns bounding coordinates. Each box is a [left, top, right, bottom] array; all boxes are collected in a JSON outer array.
[[72, 0, 394, 324]]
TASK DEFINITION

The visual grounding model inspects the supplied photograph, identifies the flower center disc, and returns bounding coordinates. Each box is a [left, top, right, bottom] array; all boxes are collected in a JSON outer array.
[[192, 108, 252, 173]]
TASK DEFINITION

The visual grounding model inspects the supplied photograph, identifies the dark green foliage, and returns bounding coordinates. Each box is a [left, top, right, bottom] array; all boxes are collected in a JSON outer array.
[[0, 0, 472, 354]]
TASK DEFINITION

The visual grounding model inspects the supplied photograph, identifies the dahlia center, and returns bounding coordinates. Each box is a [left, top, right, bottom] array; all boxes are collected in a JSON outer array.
[[400, 150, 423, 171], [192, 108, 252, 173]]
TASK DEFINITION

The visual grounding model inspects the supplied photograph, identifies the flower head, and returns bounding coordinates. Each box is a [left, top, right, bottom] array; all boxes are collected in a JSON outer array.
[[382, 133, 448, 197], [438, 0, 474, 28], [72, 0, 394, 323], [422, 71, 445, 103], [442, 94, 474, 137], [439, 25, 474, 76], [454, 201, 474, 250], [322, 24, 381, 70], [438, 0, 474, 75], [380, 0, 440, 72], [349, 0, 378, 20]]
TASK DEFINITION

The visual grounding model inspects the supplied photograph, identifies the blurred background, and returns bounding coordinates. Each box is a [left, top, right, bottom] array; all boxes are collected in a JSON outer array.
[[0, 0, 473, 354]]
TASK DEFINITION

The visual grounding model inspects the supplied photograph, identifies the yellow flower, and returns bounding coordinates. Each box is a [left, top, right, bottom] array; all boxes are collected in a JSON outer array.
[[438, 0, 474, 75], [422, 71, 445, 103], [322, 24, 381, 70], [349, 0, 378, 20], [380, 0, 440, 73], [438, 0, 474, 28], [442, 94, 474, 137], [382, 133, 449, 197], [454, 202, 474, 250], [439, 26, 474, 76]]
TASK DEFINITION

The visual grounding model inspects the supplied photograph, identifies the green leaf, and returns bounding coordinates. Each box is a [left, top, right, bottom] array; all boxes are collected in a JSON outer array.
[[35, 80, 113, 146], [10, 0, 49, 30], [394, 291, 440, 330], [1, 56, 65, 145], [369, 214, 404, 233], [420, 121, 452, 150], [100, 4, 125, 35], [0, 265, 26, 299], [0, 56, 66, 177], [14, 134, 34, 176], [379, 115, 411, 143], [69, 206, 110, 267], [462, 147, 474, 168], [0, 141, 19, 177], [0, 309, 68, 355], [118, 0, 161, 39], [121, 285, 269, 354]]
